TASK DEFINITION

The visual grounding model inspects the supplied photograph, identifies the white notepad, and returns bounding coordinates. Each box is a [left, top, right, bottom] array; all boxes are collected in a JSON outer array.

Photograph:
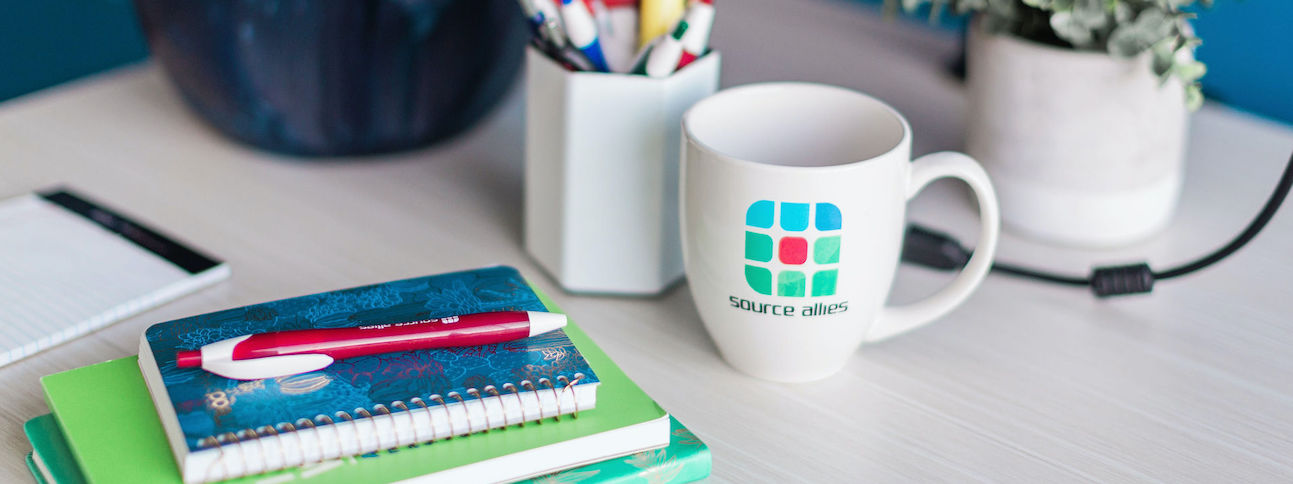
[[0, 189, 228, 367]]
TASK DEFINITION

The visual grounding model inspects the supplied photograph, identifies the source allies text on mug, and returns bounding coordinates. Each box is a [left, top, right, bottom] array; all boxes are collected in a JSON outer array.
[[732, 200, 848, 317]]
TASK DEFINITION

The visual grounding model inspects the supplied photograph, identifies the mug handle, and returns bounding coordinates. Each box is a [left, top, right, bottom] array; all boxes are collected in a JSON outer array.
[[865, 151, 1001, 342]]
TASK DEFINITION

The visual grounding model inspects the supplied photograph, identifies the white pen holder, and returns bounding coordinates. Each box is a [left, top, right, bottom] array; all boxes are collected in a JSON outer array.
[[524, 47, 721, 295]]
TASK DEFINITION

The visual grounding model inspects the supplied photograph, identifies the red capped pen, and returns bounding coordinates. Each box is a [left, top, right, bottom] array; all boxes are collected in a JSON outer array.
[[676, 0, 714, 70], [175, 311, 567, 380]]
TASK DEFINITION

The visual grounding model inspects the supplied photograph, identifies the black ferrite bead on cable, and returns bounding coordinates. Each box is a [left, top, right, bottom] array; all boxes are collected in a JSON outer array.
[[1090, 263, 1155, 297]]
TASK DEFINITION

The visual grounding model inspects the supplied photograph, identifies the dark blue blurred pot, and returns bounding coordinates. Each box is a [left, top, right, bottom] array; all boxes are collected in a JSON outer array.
[[133, 0, 526, 156]]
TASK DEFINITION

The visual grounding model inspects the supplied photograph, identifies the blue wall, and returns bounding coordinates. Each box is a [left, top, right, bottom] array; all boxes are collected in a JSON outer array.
[[1, 0, 1288, 125], [1189, 1, 1293, 124], [0, 0, 149, 101]]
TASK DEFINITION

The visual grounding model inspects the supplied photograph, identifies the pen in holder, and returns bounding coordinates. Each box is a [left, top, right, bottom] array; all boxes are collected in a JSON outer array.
[[524, 46, 721, 294]]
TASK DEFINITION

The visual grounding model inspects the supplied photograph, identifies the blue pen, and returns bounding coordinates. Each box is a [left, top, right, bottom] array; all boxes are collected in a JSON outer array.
[[560, 0, 611, 72], [517, 0, 542, 31], [517, 0, 565, 48]]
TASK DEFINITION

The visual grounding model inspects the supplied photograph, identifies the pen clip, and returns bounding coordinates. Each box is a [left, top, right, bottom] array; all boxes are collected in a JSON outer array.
[[204, 353, 335, 381]]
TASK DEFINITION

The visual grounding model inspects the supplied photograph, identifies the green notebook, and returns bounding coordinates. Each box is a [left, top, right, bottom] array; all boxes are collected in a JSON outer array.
[[25, 413, 711, 484], [524, 416, 712, 484], [41, 289, 669, 484]]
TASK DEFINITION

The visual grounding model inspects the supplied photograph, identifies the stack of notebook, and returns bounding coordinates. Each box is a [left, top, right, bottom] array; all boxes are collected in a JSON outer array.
[[24, 266, 711, 483]]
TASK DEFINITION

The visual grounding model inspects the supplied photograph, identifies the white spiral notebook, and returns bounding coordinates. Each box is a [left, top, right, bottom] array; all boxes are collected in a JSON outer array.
[[0, 188, 228, 367]]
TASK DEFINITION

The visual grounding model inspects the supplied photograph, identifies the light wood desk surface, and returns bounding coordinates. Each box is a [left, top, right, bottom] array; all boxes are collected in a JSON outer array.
[[3, 0, 1293, 481]]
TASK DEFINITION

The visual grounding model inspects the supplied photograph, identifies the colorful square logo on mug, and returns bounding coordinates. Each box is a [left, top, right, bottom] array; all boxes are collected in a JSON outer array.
[[744, 200, 841, 297]]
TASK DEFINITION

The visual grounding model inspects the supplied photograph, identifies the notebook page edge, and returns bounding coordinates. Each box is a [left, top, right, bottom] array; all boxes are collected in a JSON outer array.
[[182, 381, 599, 483], [407, 413, 673, 484], [139, 332, 195, 482]]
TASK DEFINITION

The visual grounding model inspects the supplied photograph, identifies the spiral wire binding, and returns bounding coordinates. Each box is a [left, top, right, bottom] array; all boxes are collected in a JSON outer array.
[[280, 422, 302, 466], [200, 436, 222, 481], [317, 415, 341, 460], [430, 394, 455, 438], [521, 380, 544, 422], [332, 411, 363, 454], [484, 386, 505, 427], [373, 405, 394, 445], [199, 374, 588, 476], [466, 388, 494, 432], [240, 428, 264, 471], [292, 418, 323, 465], [410, 398, 434, 440], [258, 425, 285, 467], [558, 374, 584, 417], [539, 378, 562, 421], [220, 432, 239, 475], [206, 432, 238, 480], [391, 401, 422, 446], [503, 383, 527, 426], [355, 408, 381, 450], [448, 392, 471, 433]]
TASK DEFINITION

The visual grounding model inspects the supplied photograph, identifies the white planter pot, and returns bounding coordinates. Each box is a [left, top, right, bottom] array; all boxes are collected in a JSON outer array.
[[965, 24, 1189, 247]]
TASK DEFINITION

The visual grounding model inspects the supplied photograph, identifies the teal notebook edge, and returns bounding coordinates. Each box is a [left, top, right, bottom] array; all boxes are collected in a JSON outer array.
[[523, 415, 712, 484], [24, 414, 86, 484], [26, 453, 48, 484]]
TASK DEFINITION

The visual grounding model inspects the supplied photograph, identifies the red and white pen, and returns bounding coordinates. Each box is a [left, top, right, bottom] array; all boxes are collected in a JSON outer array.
[[676, 0, 714, 70], [175, 311, 567, 380], [640, 19, 688, 77]]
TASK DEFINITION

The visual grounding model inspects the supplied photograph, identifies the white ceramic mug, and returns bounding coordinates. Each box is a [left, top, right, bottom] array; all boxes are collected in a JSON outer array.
[[680, 83, 1001, 382]]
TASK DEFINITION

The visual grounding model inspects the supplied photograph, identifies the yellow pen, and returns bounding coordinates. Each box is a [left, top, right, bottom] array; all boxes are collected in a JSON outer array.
[[638, 0, 685, 48]]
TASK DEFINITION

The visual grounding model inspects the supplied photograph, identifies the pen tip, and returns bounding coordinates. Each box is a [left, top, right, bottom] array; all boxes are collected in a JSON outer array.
[[527, 312, 569, 337]]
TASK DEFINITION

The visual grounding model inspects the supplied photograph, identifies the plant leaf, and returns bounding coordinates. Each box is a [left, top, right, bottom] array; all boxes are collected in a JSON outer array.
[[1185, 83, 1203, 111], [1107, 9, 1173, 57], [1113, 2, 1134, 22], [1151, 52, 1173, 79], [1051, 11, 1096, 47], [1072, 0, 1108, 29], [1174, 60, 1207, 82]]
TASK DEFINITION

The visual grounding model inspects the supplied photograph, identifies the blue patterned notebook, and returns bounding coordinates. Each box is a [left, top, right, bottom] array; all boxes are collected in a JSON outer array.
[[137, 266, 600, 483]]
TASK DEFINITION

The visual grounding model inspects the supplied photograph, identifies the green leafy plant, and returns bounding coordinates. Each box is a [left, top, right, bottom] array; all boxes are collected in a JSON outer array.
[[891, 0, 1210, 109]]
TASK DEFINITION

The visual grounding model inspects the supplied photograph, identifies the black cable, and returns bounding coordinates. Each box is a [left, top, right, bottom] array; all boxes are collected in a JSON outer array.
[[901, 149, 1293, 297], [991, 262, 1089, 286], [1153, 149, 1293, 280]]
